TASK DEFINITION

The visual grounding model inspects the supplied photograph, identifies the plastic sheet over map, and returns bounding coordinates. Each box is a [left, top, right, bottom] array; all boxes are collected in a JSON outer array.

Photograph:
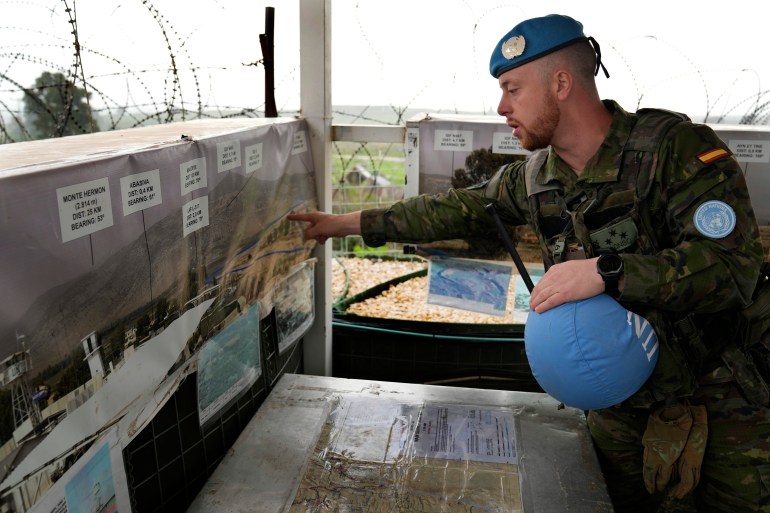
[[287, 396, 521, 512]]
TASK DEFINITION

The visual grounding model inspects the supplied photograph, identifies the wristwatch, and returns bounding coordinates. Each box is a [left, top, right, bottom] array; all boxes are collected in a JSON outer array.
[[597, 253, 624, 299]]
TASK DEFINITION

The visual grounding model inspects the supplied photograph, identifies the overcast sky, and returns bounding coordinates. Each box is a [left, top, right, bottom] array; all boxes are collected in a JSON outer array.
[[1, 1, 768, 123]]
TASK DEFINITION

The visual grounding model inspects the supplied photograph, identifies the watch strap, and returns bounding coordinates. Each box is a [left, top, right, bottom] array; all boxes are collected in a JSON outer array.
[[603, 277, 621, 299]]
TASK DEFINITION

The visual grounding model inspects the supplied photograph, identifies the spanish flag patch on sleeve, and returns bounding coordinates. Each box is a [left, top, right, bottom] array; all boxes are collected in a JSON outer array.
[[697, 148, 729, 164]]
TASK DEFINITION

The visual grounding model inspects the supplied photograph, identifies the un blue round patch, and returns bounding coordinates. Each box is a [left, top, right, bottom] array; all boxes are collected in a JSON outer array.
[[694, 200, 736, 239]]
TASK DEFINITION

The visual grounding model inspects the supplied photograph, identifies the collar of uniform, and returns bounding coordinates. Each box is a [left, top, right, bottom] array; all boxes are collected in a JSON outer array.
[[533, 147, 577, 189], [534, 99, 634, 187], [580, 100, 635, 184]]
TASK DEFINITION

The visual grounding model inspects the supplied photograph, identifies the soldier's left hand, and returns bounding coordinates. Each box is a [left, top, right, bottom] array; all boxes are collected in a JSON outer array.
[[529, 258, 605, 313]]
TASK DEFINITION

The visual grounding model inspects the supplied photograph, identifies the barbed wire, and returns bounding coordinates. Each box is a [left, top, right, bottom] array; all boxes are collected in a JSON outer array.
[[0, 0, 292, 144], [2, 1, 769, 147]]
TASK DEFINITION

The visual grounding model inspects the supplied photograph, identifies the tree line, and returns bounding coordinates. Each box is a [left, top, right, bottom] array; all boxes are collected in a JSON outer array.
[[7, 71, 100, 142]]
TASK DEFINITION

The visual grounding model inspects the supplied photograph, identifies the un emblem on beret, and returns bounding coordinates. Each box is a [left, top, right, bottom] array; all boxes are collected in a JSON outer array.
[[693, 200, 736, 239], [502, 35, 526, 60]]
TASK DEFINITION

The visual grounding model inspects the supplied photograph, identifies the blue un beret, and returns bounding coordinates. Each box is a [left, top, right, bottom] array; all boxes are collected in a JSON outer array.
[[489, 14, 589, 78]]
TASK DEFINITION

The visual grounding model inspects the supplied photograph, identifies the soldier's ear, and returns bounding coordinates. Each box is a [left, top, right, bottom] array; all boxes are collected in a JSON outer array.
[[554, 69, 572, 100]]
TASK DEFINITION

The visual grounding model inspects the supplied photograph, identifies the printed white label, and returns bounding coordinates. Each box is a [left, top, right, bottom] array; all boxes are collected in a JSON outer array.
[[183, 196, 209, 237], [493, 131, 529, 155], [292, 131, 308, 155], [434, 129, 474, 151], [57, 177, 114, 243], [245, 143, 264, 174], [217, 140, 241, 172], [180, 157, 208, 195], [120, 169, 162, 216], [729, 139, 770, 163]]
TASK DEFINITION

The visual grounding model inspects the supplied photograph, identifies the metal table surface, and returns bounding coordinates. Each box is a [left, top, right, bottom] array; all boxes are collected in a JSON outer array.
[[187, 373, 613, 513]]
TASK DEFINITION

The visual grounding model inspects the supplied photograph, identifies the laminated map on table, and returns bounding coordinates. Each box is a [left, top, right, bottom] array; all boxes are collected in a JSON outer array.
[[287, 396, 521, 513]]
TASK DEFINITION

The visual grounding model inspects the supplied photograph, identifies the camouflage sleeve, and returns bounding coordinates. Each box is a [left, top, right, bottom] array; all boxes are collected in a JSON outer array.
[[360, 161, 531, 247], [621, 122, 764, 313]]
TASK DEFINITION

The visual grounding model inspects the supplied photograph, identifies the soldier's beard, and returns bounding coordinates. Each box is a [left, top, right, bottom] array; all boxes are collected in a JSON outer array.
[[520, 91, 559, 151]]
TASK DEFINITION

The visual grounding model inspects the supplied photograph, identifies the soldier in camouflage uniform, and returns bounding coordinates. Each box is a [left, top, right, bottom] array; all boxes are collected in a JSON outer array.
[[289, 14, 770, 513]]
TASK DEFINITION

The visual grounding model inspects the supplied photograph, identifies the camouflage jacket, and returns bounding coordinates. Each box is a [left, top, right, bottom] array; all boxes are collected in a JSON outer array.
[[361, 100, 764, 402]]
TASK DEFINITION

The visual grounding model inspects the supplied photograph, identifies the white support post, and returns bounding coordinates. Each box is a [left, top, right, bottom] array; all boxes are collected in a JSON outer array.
[[299, 0, 332, 376]]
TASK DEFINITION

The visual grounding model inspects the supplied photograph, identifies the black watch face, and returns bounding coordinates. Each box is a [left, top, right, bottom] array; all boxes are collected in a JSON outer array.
[[599, 254, 622, 274]]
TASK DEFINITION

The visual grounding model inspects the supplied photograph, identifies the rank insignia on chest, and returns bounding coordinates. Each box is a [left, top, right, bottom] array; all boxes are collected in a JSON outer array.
[[589, 218, 639, 252]]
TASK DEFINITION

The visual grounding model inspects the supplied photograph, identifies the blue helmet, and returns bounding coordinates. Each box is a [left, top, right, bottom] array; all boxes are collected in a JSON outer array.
[[524, 294, 659, 410]]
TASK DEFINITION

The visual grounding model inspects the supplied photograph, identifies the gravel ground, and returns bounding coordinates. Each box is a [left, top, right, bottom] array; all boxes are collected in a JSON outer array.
[[333, 256, 526, 324]]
